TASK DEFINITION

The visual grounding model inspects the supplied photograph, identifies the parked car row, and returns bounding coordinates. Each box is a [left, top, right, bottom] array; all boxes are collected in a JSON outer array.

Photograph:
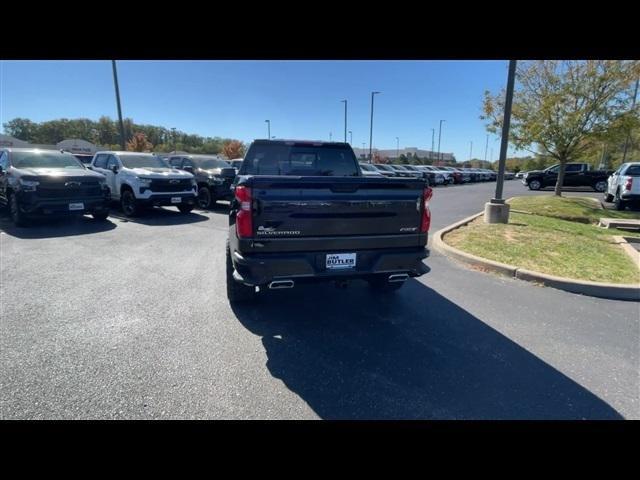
[[360, 162, 512, 187]]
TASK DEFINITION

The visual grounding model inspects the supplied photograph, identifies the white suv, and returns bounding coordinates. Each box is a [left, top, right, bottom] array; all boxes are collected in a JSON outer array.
[[605, 162, 640, 211], [90, 151, 197, 216]]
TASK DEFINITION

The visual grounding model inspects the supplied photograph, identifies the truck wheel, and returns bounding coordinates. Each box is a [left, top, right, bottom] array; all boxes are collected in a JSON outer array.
[[92, 211, 109, 221], [9, 192, 29, 227], [121, 190, 139, 217], [603, 192, 614, 203], [367, 275, 404, 292], [226, 242, 257, 303], [614, 190, 626, 211], [178, 204, 194, 214], [594, 180, 607, 193], [528, 179, 541, 190], [197, 186, 213, 209]]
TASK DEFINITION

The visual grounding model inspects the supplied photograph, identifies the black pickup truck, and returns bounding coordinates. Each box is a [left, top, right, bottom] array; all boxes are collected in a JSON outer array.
[[0, 148, 111, 226], [523, 162, 613, 192], [226, 140, 432, 303]]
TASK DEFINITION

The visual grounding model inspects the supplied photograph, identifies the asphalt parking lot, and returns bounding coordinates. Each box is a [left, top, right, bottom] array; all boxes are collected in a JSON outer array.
[[1, 180, 638, 419]]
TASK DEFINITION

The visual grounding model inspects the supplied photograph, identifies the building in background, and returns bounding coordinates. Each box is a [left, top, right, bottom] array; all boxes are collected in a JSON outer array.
[[351, 146, 456, 163], [0, 134, 104, 154]]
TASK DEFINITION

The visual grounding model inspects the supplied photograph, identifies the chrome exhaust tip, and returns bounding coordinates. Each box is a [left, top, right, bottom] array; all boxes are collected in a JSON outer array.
[[268, 280, 295, 289], [388, 274, 409, 283]]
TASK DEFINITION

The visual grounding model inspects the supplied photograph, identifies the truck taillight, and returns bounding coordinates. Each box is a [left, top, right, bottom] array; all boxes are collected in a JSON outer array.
[[625, 177, 633, 191], [420, 187, 433, 233], [235, 185, 253, 238]]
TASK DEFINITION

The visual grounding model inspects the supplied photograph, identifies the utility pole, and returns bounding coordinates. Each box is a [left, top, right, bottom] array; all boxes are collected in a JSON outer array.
[[437, 120, 445, 164], [622, 77, 639, 163], [111, 60, 126, 150], [341, 100, 347, 143], [348, 130, 353, 145], [329, 132, 332, 141], [469, 141, 473, 161], [369, 91, 380, 163], [396, 137, 400, 160], [265, 120, 270, 139], [485, 60, 517, 224]]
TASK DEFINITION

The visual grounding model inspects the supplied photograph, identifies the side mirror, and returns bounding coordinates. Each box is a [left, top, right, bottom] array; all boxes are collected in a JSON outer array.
[[111, 165, 119, 174]]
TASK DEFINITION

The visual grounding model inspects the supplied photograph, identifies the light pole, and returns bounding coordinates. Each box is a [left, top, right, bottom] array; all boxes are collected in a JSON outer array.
[[396, 137, 400, 160], [341, 100, 347, 143], [265, 119, 271, 139], [485, 60, 517, 224], [431, 128, 435, 162], [362, 142, 366, 160], [348, 130, 353, 145], [111, 60, 126, 151], [329, 132, 332, 141], [437, 120, 445, 164], [469, 141, 473, 161], [369, 91, 381, 163], [484, 133, 489, 163]]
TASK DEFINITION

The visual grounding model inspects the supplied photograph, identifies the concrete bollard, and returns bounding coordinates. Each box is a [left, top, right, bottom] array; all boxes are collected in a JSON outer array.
[[484, 201, 510, 224]]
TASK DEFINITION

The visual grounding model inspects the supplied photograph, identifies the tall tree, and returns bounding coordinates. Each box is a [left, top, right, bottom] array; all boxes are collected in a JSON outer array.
[[2, 118, 39, 140], [126, 132, 153, 152], [482, 60, 640, 196], [221, 140, 245, 159]]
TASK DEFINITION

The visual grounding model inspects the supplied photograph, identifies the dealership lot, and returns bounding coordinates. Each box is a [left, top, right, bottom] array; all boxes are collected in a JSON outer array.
[[1, 181, 638, 419]]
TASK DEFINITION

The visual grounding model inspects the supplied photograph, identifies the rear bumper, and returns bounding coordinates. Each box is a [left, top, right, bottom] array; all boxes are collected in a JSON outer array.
[[231, 246, 430, 287], [620, 192, 640, 200]]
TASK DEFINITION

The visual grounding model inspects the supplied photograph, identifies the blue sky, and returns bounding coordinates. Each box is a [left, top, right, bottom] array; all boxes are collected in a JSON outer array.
[[0, 60, 523, 161]]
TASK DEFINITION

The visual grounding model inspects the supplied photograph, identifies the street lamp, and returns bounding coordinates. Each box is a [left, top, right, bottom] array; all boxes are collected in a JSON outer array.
[[265, 119, 271, 139], [484, 133, 489, 163], [469, 141, 473, 161], [348, 130, 353, 145], [341, 100, 347, 143], [396, 137, 400, 160], [362, 142, 366, 160], [437, 120, 445, 164], [329, 132, 332, 141], [111, 60, 126, 151], [485, 59, 517, 224], [369, 91, 381, 163]]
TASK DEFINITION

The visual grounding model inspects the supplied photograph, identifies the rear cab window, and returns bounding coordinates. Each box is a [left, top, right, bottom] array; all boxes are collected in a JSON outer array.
[[240, 142, 359, 177], [624, 165, 640, 176]]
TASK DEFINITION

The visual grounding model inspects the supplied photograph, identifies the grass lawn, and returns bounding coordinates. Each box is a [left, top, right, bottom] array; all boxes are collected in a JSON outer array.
[[444, 212, 640, 284], [507, 195, 640, 224]]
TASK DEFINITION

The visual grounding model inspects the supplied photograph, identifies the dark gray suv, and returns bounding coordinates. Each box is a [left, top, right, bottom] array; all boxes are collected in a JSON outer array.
[[167, 154, 236, 209]]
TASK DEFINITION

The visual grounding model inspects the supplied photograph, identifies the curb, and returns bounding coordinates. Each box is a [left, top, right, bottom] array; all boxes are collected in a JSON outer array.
[[432, 211, 640, 302]]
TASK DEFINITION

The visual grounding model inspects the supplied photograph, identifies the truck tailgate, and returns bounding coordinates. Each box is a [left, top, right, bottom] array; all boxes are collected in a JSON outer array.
[[249, 176, 424, 237]]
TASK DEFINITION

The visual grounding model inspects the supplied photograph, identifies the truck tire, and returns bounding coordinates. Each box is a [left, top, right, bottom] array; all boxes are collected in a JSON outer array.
[[197, 186, 213, 209], [604, 192, 614, 203], [8, 192, 29, 227], [614, 189, 626, 211], [367, 274, 405, 292], [528, 179, 541, 190], [92, 211, 109, 221], [226, 241, 257, 303], [121, 189, 140, 217], [594, 180, 607, 193], [178, 204, 194, 214]]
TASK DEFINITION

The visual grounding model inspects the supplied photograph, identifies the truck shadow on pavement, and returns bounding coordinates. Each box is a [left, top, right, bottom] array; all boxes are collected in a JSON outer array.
[[107, 207, 209, 226], [0, 212, 117, 239], [232, 279, 623, 420]]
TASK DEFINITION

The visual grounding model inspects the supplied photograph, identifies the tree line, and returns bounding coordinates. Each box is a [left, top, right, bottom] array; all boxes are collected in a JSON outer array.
[[2, 117, 247, 157]]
